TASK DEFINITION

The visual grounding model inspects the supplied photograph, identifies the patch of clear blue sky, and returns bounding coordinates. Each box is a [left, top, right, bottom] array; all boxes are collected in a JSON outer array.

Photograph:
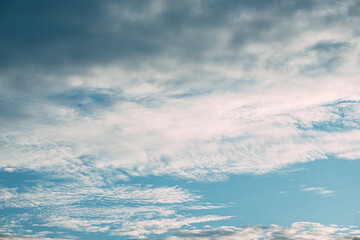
[[133, 156, 360, 227], [1, 156, 360, 239], [47, 89, 116, 114]]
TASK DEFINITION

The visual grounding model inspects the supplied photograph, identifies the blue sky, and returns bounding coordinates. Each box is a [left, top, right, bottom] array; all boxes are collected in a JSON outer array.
[[1, 0, 360, 239]]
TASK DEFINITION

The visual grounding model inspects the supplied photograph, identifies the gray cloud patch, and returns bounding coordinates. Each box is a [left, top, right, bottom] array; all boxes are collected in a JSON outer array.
[[160, 223, 360, 240], [0, 0, 358, 98], [1, 0, 356, 73]]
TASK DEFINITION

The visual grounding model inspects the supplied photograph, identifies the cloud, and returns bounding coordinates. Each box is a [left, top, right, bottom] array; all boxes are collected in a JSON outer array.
[[1, 0, 359, 92], [0, 233, 67, 240], [1, 92, 359, 181], [110, 215, 232, 237], [0, 181, 228, 238], [0, 0, 322, 71], [0, 183, 200, 209], [160, 222, 360, 240], [1, 0, 360, 180], [3, 222, 359, 240], [302, 186, 335, 196], [1, 1, 360, 238]]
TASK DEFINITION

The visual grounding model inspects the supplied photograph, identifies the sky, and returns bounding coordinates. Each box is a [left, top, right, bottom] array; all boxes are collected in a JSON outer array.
[[1, 0, 360, 239]]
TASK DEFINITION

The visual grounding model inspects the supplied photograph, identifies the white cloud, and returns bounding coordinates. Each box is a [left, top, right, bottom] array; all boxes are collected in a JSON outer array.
[[162, 222, 360, 240], [302, 186, 335, 196], [1, 88, 359, 181], [111, 215, 232, 237], [0, 182, 200, 209], [0, 233, 68, 240], [0, 182, 228, 238]]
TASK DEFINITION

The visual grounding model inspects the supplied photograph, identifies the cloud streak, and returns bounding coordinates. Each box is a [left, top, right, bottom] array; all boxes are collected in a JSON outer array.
[[302, 186, 335, 196], [161, 222, 360, 240], [0, 181, 228, 238]]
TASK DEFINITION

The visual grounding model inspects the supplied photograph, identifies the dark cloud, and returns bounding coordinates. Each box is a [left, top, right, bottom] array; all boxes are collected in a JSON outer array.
[[300, 40, 354, 75], [0, 0, 358, 133], [0, 0, 106, 69], [0, 0, 350, 73], [1, 0, 357, 98], [160, 225, 360, 240], [0, 97, 28, 120]]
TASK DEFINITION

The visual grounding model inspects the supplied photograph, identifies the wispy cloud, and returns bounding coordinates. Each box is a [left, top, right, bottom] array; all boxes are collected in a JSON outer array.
[[302, 186, 335, 196], [111, 215, 232, 237], [1, 94, 359, 181], [0, 182, 228, 238], [0, 183, 200, 209], [161, 222, 360, 240]]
